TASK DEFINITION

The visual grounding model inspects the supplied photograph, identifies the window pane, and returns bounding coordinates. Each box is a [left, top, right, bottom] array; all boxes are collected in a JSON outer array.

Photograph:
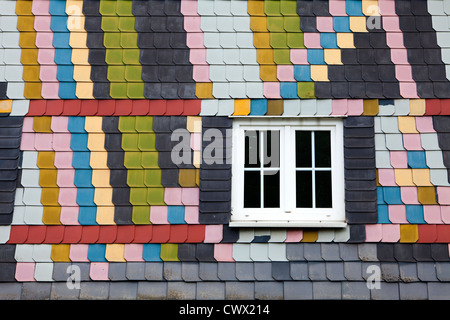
[[296, 131, 312, 168], [264, 170, 280, 208], [315, 131, 331, 168], [244, 171, 260, 208], [315, 171, 332, 208], [245, 130, 259, 168], [263, 131, 280, 168], [296, 171, 312, 208]]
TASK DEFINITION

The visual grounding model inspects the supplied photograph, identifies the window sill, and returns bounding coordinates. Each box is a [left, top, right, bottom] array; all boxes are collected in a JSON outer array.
[[229, 220, 347, 228]]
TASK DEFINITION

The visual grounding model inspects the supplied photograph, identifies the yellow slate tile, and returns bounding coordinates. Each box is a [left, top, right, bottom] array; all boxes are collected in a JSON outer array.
[[336, 33, 355, 48], [42, 206, 61, 225], [90, 152, 109, 169], [96, 206, 116, 225], [400, 224, 418, 243], [186, 116, 202, 133], [412, 169, 432, 186], [253, 32, 271, 48], [394, 169, 414, 186], [409, 99, 425, 116], [257, 48, 275, 65], [417, 186, 438, 205], [19, 32, 37, 49], [195, 83, 213, 99], [248, 0, 266, 16], [301, 230, 318, 242], [349, 16, 368, 32], [234, 99, 251, 115], [17, 16, 35, 31], [69, 32, 87, 48], [91, 170, 111, 187], [0, 100, 12, 113], [76, 82, 94, 99], [39, 169, 58, 187], [363, 99, 379, 116], [51, 244, 71, 262], [21, 49, 39, 65], [84, 116, 103, 133], [324, 49, 342, 65], [72, 50, 90, 65], [87, 134, 106, 151], [94, 188, 113, 206], [179, 169, 197, 187], [23, 66, 40, 81], [250, 16, 268, 32], [24, 82, 43, 99], [398, 116, 418, 133], [259, 65, 278, 81], [37, 151, 56, 169], [40, 188, 60, 206], [105, 244, 126, 262], [310, 65, 328, 81]]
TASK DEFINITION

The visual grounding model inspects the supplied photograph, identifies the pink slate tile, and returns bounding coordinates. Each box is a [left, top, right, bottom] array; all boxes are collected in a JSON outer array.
[[423, 205, 443, 224], [56, 169, 75, 187], [390, 151, 408, 168], [400, 187, 420, 204], [149, 206, 169, 224], [41, 82, 60, 100], [54, 152, 74, 169], [69, 244, 89, 262], [89, 262, 109, 280], [214, 243, 234, 262], [164, 188, 183, 205], [329, 0, 347, 16], [365, 224, 382, 242], [184, 205, 199, 224], [180, 0, 198, 16], [415, 116, 436, 133], [58, 188, 79, 206], [386, 33, 405, 48], [331, 99, 348, 115], [35, 33, 55, 49], [382, 16, 401, 32], [22, 117, 35, 133], [263, 82, 281, 99], [204, 225, 223, 243], [378, 0, 397, 15], [285, 229, 303, 242], [399, 82, 419, 99], [290, 49, 308, 65], [378, 168, 396, 186], [277, 65, 295, 81], [182, 188, 199, 206], [59, 206, 80, 225], [31, 0, 50, 15], [20, 133, 36, 151], [34, 16, 52, 32], [402, 134, 423, 150], [437, 187, 450, 205], [186, 33, 205, 49], [192, 65, 210, 82], [316, 16, 334, 32], [51, 116, 69, 133], [189, 48, 207, 65], [388, 205, 408, 223], [303, 33, 321, 48], [440, 206, 450, 223], [390, 48, 408, 64], [34, 133, 54, 151], [52, 133, 72, 151], [382, 224, 400, 242], [37, 49, 56, 65], [346, 99, 363, 115], [15, 263, 36, 282], [124, 244, 144, 261], [184, 16, 202, 32]]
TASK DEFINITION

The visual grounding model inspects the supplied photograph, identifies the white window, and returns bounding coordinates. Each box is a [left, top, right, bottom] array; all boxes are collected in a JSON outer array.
[[230, 117, 346, 228]]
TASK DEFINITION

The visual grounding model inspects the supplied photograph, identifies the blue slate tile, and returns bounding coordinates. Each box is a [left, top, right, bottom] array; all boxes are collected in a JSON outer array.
[[320, 33, 338, 49], [249, 99, 267, 115], [377, 204, 390, 223], [78, 206, 97, 225], [68, 117, 87, 133], [307, 49, 325, 65], [87, 244, 107, 262], [346, 0, 363, 16], [74, 170, 93, 188], [333, 17, 350, 32], [382, 187, 403, 205], [294, 65, 312, 81], [406, 205, 426, 224], [143, 244, 162, 261], [280, 82, 298, 99], [167, 206, 185, 224], [76, 188, 95, 206], [407, 151, 428, 169]]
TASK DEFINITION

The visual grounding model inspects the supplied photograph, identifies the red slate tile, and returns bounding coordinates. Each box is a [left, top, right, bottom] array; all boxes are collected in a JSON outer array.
[[62, 225, 83, 243], [436, 225, 450, 243], [115, 225, 135, 243], [148, 100, 166, 115], [43, 225, 65, 243], [79, 100, 98, 116], [169, 225, 188, 243], [185, 225, 205, 243], [150, 225, 170, 243], [97, 100, 116, 116], [115, 100, 133, 116], [27, 100, 47, 116], [417, 224, 437, 243], [425, 99, 441, 115], [133, 225, 153, 243], [182, 100, 201, 115], [63, 100, 81, 116], [439, 99, 450, 115], [165, 100, 184, 115], [130, 100, 150, 115], [45, 100, 64, 116], [25, 226, 47, 244], [7, 225, 29, 244], [79, 225, 100, 243], [97, 225, 117, 243]]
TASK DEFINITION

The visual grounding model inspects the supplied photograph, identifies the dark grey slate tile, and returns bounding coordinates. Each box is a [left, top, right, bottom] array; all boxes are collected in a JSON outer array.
[[0, 283, 22, 300], [217, 262, 237, 281], [79, 282, 110, 300], [308, 262, 327, 281], [109, 282, 138, 300], [50, 282, 80, 300], [436, 262, 450, 281], [0, 245, 16, 262], [235, 262, 254, 281], [361, 262, 381, 281], [286, 243, 305, 261], [254, 262, 273, 281], [358, 243, 378, 261], [52, 262, 73, 281], [126, 262, 146, 280], [0, 263, 15, 281], [199, 262, 219, 281], [344, 262, 364, 281], [377, 244, 396, 262], [394, 243, 415, 262], [164, 262, 183, 281], [431, 244, 450, 261], [342, 282, 371, 300], [303, 243, 323, 261], [399, 262, 419, 283], [399, 282, 428, 300], [225, 282, 254, 300], [284, 281, 313, 300], [339, 244, 360, 261], [108, 262, 127, 281], [381, 262, 400, 282], [326, 262, 346, 281], [272, 262, 292, 281], [255, 282, 283, 300], [137, 282, 168, 300], [196, 282, 225, 300], [290, 262, 309, 281], [413, 244, 433, 261], [321, 244, 341, 261], [428, 283, 450, 300], [312, 282, 341, 300], [370, 282, 399, 300], [145, 262, 164, 281], [181, 262, 200, 282], [417, 262, 439, 282], [21, 282, 51, 300]]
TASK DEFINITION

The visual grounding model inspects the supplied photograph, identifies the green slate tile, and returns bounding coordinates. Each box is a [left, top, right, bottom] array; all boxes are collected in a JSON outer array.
[[298, 82, 315, 99], [104, 33, 121, 48], [130, 187, 148, 205], [147, 187, 165, 205], [144, 169, 162, 187], [118, 116, 136, 132], [99, 0, 117, 16], [280, 0, 298, 16], [110, 83, 128, 99], [127, 169, 144, 187], [123, 49, 141, 65], [267, 17, 284, 32], [105, 49, 124, 65], [125, 66, 142, 82], [141, 152, 159, 168], [121, 133, 139, 151], [121, 33, 138, 48], [107, 65, 125, 82], [116, 0, 133, 16], [284, 16, 302, 32], [287, 33, 304, 48], [138, 133, 156, 151], [132, 205, 151, 224], [135, 117, 154, 132], [160, 244, 179, 262], [101, 17, 119, 32], [273, 48, 291, 64], [124, 151, 142, 168], [127, 83, 145, 99], [270, 33, 287, 48], [265, 0, 281, 15], [119, 17, 136, 32]]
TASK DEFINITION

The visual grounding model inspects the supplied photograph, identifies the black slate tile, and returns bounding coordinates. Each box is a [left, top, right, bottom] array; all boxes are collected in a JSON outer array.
[[416, 82, 435, 99], [112, 188, 131, 205], [393, 244, 415, 262], [178, 83, 196, 99], [296, 0, 314, 16], [153, 32, 171, 48], [341, 49, 358, 64], [196, 244, 216, 262], [272, 262, 292, 281], [431, 244, 450, 261], [147, 0, 165, 16], [434, 82, 450, 98], [399, 16, 416, 32], [379, 65, 397, 82], [315, 81, 333, 98], [92, 82, 111, 99], [312, 0, 330, 16], [160, 83, 180, 99], [178, 244, 197, 262], [114, 206, 133, 225], [411, 0, 429, 15], [408, 48, 425, 65], [142, 66, 160, 82], [428, 65, 447, 81], [374, 48, 393, 64], [0, 263, 16, 281], [347, 225, 368, 242], [395, 0, 412, 15], [221, 225, 239, 243], [354, 34, 371, 49], [164, 0, 182, 16], [161, 169, 180, 187], [377, 243, 396, 262], [299, 16, 316, 32], [138, 33, 155, 48], [420, 32, 439, 48], [327, 65, 346, 81], [0, 245, 16, 262], [349, 82, 368, 99]]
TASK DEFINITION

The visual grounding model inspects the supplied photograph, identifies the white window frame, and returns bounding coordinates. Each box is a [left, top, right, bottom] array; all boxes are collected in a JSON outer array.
[[230, 117, 346, 228]]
